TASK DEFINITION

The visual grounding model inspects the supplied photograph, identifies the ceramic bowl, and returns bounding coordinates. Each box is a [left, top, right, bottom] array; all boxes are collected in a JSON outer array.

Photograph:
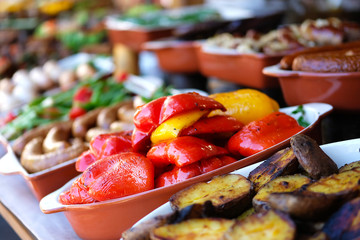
[[143, 40, 199, 73], [263, 65, 360, 112], [134, 137, 360, 227], [0, 136, 79, 201], [40, 103, 332, 240], [197, 45, 282, 89]]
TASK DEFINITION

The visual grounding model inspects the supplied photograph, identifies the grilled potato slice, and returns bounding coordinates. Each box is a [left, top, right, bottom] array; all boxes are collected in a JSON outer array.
[[268, 167, 360, 220], [339, 160, 360, 173], [222, 210, 296, 240], [248, 147, 298, 192], [170, 174, 252, 218], [150, 218, 235, 240], [322, 197, 360, 240], [253, 174, 311, 212], [122, 214, 171, 240], [290, 134, 338, 180]]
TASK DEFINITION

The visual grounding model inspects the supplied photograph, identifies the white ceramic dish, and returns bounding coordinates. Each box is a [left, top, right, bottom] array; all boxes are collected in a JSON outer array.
[[133, 137, 360, 227]]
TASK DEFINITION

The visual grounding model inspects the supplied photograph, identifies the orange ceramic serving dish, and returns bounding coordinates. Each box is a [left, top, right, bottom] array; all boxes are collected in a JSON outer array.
[[143, 40, 199, 73], [197, 45, 282, 89], [40, 103, 332, 240], [263, 65, 360, 112], [0, 136, 79, 201]]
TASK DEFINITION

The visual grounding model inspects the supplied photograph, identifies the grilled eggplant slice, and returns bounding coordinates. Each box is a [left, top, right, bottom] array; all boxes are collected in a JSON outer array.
[[322, 197, 360, 240], [248, 148, 298, 192], [222, 210, 296, 240], [150, 218, 235, 240], [268, 168, 360, 220], [290, 134, 338, 180], [253, 174, 312, 212], [339, 160, 360, 173], [170, 174, 253, 218]]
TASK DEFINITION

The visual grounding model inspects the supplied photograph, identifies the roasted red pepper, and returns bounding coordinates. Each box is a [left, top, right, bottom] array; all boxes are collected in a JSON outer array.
[[227, 112, 305, 157], [59, 177, 97, 205], [147, 136, 228, 168], [155, 155, 237, 188], [132, 93, 225, 152], [75, 150, 97, 172], [82, 152, 154, 202], [180, 115, 244, 137], [89, 131, 132, 158], [159, 92, 226, 124]]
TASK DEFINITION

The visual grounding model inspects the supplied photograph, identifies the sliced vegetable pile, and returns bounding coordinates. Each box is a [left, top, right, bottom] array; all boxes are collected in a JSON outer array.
[[59, 89, 306, 205], [122, 134, 360, 240]]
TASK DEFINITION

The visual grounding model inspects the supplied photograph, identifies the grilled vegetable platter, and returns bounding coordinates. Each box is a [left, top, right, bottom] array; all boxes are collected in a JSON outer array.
[[125, 134, 360, 240]]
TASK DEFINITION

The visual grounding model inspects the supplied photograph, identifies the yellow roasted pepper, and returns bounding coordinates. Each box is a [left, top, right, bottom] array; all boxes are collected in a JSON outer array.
[[209, 89, 279, 125], [150, 110, 207, 144], [38, 0, 74, 15]]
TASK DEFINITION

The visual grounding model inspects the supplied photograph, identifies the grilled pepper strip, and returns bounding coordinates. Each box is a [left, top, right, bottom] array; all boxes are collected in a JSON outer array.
[[82, 152, 154, 202], [155, 155, 237, 188], [132, 93, 225, 152], [227, 112, 304, 157], [147, 136, 228, 168]]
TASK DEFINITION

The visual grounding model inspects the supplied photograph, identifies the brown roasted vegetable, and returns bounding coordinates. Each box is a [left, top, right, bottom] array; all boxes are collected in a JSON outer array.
[[72, 107, 104, 138], [248, 147, 298, 192], [268, 167, 360, 220], [150, 218, 235, 240], [339, 160, 360, 173], [290, 134, 338, 179], [322, 197, 360, 240], [222, 210, 296, 240], [12, 121, 72, 155], [253, 174, 312, 212], [42, 125, 71, 153], [170, 174, 253, 218], [20, 137, 87, 173]]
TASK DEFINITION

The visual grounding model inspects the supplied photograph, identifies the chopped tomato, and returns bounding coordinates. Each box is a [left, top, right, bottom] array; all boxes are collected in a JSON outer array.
[[73, 86, 93, 103], [69, 107, 87, 120]]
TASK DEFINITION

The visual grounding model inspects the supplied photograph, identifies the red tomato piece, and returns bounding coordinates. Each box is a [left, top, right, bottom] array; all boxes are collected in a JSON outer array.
[[59, 177, 96, 205], [155, 163, 202, 188], [75, 150, 97, 172], [180, 115, 244, 137], [0, 112, 17, 127], [73, 86, 93, 103], [83, 152, 154, 202], [90, 131, 132, 158], [147, 136, 228, 168], [227, 112, 305, 157], [69, 107, 87, 120]]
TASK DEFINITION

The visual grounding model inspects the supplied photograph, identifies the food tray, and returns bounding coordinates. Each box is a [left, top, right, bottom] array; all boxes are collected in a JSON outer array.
[[263, 64, 360, 112], [40, 103, 332, 240], [134, 137, 360, 228], [143, 40, 199, 73], [198, 45, 282, 89]]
